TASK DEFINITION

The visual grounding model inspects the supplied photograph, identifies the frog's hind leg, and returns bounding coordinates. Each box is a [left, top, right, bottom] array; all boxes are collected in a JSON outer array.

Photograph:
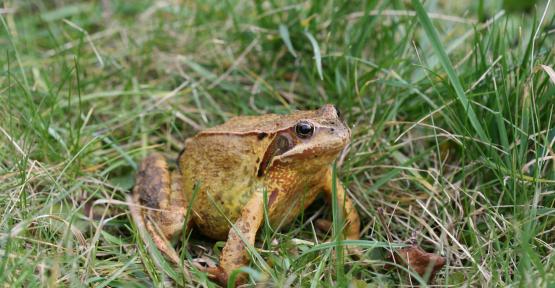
[[130, 153, 189, 264]]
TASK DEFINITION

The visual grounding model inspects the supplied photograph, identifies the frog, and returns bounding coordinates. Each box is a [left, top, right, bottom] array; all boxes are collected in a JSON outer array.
[[129, 104, 360, 285]]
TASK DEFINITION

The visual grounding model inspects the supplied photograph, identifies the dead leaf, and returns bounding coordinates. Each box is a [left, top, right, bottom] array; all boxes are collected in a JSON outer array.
[[386, 244, 446, 284]]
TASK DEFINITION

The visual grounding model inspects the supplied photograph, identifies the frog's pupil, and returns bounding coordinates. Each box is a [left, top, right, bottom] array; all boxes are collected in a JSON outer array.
[[295, 121, 314, 138]]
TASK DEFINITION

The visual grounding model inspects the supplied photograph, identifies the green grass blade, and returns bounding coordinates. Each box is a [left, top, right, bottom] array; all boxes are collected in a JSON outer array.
[[330, 164, 345, 285], [412, 0, 488, 142], [279, 24, 297, 58], [304, 30, 324, 80]]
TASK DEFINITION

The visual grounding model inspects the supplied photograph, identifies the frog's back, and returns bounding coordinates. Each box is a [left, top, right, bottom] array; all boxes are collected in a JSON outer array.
[[179, 131, 268, 240], [201, 111, 315, 134]]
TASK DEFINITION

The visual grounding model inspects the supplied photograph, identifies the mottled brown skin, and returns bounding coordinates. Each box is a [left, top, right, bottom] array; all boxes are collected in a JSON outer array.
[[130, 104, 360, 285]]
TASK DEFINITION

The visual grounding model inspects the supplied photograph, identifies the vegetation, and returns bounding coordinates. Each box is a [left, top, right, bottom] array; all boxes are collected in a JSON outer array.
[[1, 0, 553, 286]]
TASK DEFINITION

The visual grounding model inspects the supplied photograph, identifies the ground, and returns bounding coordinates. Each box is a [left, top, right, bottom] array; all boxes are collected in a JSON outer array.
[[0, 0, 554, 287]]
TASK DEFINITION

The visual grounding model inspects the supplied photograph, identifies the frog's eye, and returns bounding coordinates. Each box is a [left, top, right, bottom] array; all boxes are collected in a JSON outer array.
[[295, 121, 314, 138]]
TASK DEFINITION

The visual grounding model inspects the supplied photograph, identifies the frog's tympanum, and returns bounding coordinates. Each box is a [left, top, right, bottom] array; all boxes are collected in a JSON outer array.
[[130, 104, 360, 285]]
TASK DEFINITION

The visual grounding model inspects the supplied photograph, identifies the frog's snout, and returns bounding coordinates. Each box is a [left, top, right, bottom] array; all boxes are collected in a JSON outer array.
[[318, 104, 340, 119]]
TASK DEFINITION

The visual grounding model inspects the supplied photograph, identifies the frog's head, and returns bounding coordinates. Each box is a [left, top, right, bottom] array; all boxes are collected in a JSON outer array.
[[258, 104, 351, 176], [284, 104, 351, 158]]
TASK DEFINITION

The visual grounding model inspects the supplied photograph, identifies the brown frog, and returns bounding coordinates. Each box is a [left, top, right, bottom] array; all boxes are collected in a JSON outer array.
[[130, 104, 360, 284]]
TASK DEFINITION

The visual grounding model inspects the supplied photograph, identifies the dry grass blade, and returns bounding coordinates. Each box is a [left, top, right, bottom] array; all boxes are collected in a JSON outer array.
[[539, 65, 555, 84]]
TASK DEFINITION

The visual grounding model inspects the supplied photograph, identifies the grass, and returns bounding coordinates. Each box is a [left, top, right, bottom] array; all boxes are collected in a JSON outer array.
[[1, 0, 554, 286]]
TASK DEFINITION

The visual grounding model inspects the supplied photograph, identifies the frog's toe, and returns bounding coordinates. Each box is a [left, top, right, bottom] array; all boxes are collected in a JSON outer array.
[[205, 266, 248, 287], [204, 266, 228, 286]]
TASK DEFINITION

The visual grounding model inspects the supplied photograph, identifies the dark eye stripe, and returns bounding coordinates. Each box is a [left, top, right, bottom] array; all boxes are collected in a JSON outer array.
[[257, 135, 292, 177], [295, 121, 314, 138]]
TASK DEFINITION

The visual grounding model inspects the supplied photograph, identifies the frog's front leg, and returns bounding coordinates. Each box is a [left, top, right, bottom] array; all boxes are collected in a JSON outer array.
[[212, 192, 264, 285], [130, 153, 189, 264], [322, 168, 361, 241]]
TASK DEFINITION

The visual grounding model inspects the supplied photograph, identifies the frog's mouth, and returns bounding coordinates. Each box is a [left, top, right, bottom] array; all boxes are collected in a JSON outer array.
[[282, 137, 348, 158]]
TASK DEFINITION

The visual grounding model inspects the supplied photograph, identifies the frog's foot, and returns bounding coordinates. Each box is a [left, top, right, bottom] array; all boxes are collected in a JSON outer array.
[[202, 266, 229, 286], [131, 153, 189, 264]]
